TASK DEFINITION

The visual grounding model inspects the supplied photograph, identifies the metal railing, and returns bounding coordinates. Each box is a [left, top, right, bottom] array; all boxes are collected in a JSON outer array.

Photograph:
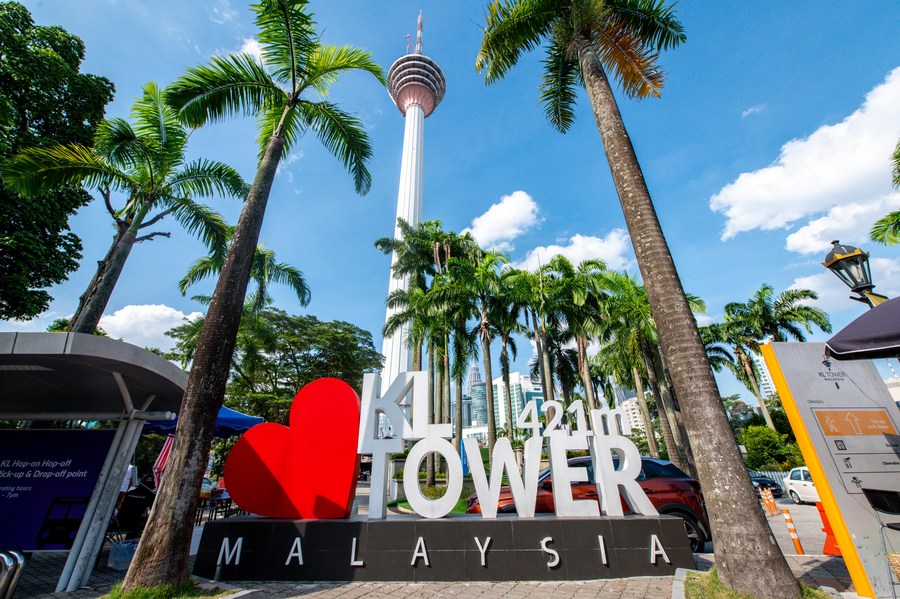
[[0, 550, 25, 599]]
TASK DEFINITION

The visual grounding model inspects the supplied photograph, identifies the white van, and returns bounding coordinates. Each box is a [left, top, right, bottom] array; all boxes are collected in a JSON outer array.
[[784, 466, 820, 504]]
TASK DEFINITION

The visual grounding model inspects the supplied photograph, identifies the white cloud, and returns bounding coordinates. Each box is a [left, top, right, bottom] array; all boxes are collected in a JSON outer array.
[[239, 38, 263, 62], [99, 305, 202, 351], [463, 191, 541, 252], [741, 104, 766, 119], [785, 194, 900, 254], [209, 0, 238, 24], [695, 313, 715, 327], [285, 151, 304, 165], [514, 229, 634, 272], [710, 67, 900, 241]]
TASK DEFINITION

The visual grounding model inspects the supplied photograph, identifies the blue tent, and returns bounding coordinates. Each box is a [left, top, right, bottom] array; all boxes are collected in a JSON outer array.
[[143, 405, 263, 438]]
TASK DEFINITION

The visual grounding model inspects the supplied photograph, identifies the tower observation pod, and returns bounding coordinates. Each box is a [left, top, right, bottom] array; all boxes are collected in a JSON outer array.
[[380, 12, 446, 410]]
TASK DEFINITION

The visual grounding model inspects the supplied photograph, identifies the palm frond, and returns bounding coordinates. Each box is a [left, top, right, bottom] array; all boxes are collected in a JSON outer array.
[[164, 158, 249, 199], [477, 0, 562, 84], [592, 20, 665, 99], [253, 0, 316, 90], [302, 44, 386, 97], [266, 261, 311, 306], [871, 210, 900, 245], [295, 100, 372, 194], [93, 118, 151, 169], [604, 0, 686, 52], [158, 197, 230, 251], [166, 54, 286, 128], [3, 143, 133, 197], [539, 31, 579, 133], [131, 82, 188, 158], [179, 256, 221, 295]]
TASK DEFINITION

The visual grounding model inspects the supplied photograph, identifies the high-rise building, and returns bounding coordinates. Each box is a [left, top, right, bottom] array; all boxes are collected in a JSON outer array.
[[751, 351, 776, 399], [618, 397, 647, 436], [379, 12, 446, 393], [467, 359, 488, 426], [492, 372, 543, 430]]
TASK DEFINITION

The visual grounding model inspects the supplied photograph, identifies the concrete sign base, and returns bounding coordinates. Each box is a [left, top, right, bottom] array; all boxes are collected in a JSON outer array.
[[193, 515, 694, 582]]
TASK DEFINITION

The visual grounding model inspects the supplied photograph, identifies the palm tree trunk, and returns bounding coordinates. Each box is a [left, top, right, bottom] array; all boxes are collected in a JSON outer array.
[[639, 340, 685, 471], [70, 207, 148, 334], [576, 35, 798, 597], [632, 367, 659, 458], [737, 346, 776, 429], [501, 339, 515, 441], [577, 336, 598, 410], [454, 373, 463, 453], [122, 135, 284, 590], [528, 309, 551, 403], [426, 342, 435, 488], [482, 321, 497, 451], [539, 328, 555, 402]]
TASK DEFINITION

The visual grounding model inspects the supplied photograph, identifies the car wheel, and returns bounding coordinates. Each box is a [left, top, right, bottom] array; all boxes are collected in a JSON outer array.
[[675, 513, 703, 553], [789, 490, 802, 505]]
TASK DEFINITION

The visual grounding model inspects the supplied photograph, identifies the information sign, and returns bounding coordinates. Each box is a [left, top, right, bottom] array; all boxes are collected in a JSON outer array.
[[761, 342, 900, 598], [0, 429, 115, 551]]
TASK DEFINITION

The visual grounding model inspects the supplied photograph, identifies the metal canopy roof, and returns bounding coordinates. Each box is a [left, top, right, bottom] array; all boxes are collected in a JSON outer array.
[[0, 332, 186, 420]]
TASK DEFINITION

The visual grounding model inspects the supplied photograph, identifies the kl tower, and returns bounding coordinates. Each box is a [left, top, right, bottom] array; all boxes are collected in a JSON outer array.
[[380, 12, 446, 400]]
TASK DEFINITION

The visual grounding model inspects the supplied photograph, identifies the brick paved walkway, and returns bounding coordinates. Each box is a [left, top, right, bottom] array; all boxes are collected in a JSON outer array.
[[14, 551, 857, 598]]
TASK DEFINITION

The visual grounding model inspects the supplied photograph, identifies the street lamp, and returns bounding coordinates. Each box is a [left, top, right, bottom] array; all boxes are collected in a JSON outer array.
[[822, 240, 889, 308]]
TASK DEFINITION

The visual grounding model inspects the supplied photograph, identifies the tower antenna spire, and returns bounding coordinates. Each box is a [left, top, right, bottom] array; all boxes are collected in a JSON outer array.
[[416, 10, 423, 53]]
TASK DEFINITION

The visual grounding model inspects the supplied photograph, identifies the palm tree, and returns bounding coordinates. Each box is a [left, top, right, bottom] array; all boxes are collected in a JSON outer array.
[[728, 284, 832, 344], [509, 266, 556, 403], [3, 82, 245, 334], [121, 1, 385, 589], [477, 3, 798, 593], [544, 255, 608, 410], [179, 226, 310, 314], [721, 284, 831, 429], [491, 268, 525, 441], [603, 271, 686, 469]]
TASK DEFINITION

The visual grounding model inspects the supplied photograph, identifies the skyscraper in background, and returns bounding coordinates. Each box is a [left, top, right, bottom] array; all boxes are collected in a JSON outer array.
[[467, 359, 488, 426], [380, 13, 446, 395]]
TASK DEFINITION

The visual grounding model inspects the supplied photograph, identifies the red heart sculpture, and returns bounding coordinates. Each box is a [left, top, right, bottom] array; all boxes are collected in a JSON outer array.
[[223, 378, 360, 519]]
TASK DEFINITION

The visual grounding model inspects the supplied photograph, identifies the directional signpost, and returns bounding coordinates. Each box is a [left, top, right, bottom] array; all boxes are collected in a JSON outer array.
[[761, 342, 900, 598]]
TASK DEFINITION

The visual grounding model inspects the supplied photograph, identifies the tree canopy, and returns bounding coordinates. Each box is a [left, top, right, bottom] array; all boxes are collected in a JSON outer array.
[[167, 308, 382, 424], [0, 1, 114, 319]]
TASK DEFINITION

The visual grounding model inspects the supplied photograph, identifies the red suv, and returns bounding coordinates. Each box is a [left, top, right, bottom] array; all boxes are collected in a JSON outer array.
[[466, 456, 710, 552]]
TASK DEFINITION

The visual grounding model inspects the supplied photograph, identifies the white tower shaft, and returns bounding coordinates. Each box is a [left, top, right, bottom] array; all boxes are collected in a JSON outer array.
[[381, 104, 425, 392]]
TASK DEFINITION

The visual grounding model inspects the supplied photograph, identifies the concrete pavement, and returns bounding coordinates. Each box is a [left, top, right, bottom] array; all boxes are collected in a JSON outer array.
[[13, 485, 860, 598]]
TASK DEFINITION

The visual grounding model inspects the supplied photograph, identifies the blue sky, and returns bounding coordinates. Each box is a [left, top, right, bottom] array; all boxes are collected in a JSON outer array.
[[7, 1, 900, 405]]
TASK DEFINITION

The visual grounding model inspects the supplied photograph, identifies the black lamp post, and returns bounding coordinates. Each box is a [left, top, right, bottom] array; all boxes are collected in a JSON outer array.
[[822, 240, 888, 308]]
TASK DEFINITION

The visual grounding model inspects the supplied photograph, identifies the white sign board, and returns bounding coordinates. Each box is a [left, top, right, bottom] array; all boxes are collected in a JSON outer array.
[[762, 342, 900, 598]]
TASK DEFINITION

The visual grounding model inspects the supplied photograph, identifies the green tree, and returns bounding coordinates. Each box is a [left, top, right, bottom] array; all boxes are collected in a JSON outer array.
[[5, 83, 245, 334], [179, 226, 310, 314], [122, 1, 385, 589], [0, 2, 114, 320], [727, 284, 831, 344], [740, 425, 788, 471], [720, 284, 831, 430], [477, 3, 798, 594]]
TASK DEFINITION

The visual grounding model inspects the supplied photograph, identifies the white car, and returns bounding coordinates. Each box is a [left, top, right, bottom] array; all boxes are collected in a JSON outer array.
[[784, 466, 820, 504]]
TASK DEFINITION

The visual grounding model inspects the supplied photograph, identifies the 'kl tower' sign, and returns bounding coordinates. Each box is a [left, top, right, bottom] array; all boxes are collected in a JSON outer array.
[[192, 13, 693, 583], [193, 372, 695, 582]]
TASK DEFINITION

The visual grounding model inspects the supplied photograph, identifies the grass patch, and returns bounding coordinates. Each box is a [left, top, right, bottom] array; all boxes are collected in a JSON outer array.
[[685, 569, 832, 599], [395, 482, 476, 514], [103, 581, 230, 599]]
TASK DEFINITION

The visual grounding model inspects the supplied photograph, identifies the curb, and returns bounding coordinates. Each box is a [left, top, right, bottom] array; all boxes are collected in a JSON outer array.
[[672, 567, 689, 599]]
